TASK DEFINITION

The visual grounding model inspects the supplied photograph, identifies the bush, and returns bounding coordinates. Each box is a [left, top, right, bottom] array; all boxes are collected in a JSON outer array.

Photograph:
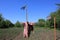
[[14, 21, 22, 27]]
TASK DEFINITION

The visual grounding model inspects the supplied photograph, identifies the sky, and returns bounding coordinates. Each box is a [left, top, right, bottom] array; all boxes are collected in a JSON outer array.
[[0, 0, 60, 23]]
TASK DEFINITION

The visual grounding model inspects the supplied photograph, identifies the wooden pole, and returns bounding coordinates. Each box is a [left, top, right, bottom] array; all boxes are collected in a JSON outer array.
[[25, 5, 28, 37], [54, 17, 56, 40], [26, 6, 28, 30], [26, 6, 28, 22]]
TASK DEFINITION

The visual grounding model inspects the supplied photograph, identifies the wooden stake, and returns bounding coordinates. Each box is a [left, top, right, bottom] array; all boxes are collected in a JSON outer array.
[[26, 6, 28, 37], [26, 6, 28, 29], [54, 17, 56, 40], [26, 6, 28, 22]]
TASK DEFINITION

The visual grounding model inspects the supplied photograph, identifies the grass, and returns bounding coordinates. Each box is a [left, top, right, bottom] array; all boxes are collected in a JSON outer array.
[[0, 28, 23, 40], [0, 27, 60, 40]]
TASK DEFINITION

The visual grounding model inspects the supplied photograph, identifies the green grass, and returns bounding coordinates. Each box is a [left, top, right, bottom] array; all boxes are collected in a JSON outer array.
[[0, 28, 23, 40], [0, 27, 60, 40]]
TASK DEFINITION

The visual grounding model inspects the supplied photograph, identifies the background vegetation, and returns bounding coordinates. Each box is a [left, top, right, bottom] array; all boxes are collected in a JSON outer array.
[[0, 4, 60, 30], [0, 4, 60, 40]]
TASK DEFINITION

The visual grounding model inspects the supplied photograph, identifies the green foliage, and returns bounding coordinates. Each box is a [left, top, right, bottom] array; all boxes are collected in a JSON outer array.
[[46, 4, 60, 29], [5, 20, 14, 28], [35, 19, 45, 27], [45, 20, 50, 27], [0, 14, 14, 28], [0, 14, 5, 28], [38, 19, 45, 27], [0, 13, 23, 28], [34, 23, 39, 27], [0, 14, 4, 21], [48, 9, 60, 29], [14, 21, 22, 27], [0, 20, 6, 28]]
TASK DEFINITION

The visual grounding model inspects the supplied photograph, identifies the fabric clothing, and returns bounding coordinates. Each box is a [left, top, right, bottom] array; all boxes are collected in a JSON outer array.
[[23, 22, 28, 38]]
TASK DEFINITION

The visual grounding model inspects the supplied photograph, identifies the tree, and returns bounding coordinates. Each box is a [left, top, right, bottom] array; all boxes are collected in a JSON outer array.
[[14, 21, 22, 27], [46, 4, 60, 29], [0, 13, 14, 28], [0, 14, 4, 21], [48, 9, 60, 29], [0, 14, 5, 28], [5, 20, 14, 28], [56, 4, 60, 9], [34, 22, 39, 27], [38, 19, 45, 27], [0, 20, 6, 28]]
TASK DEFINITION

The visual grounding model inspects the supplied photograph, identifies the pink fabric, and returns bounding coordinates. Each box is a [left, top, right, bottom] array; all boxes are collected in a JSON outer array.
[[23, 23, 28, 38], [23, 28, 28, 36]]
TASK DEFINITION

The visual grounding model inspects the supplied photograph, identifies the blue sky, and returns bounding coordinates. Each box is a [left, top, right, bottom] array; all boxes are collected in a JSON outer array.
[[0, 0, 60, 23]]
